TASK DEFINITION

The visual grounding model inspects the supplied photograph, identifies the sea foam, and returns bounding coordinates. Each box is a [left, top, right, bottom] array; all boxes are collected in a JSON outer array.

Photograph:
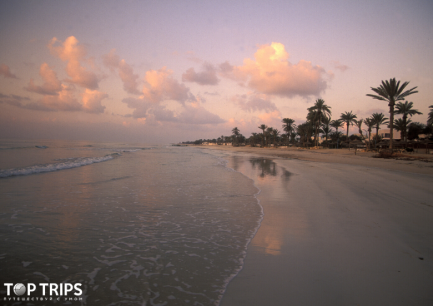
[[0, 153, 120, 178]]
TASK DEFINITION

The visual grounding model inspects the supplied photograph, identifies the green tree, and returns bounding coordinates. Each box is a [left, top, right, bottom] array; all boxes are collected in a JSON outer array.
[[307, 99, 331, 146], [428, 105, 433, 126], [407, 122, 426, 140], [258, 124, 268, 147], [395, 101, 422, 141], [282, 118, 296, 144], [272, 128, 280, 147], [363, 117, 375, 148], [367, 78, 418, 149], [321, 116, 332, 142], [266, 127, 274, 147], [355, 119, 363, 138], [371, 112, 389, 141], [393, 118, 411, 140], [340, 111, 357, 138], [297, 122, 314, 146], [232, 127, 240, 146]]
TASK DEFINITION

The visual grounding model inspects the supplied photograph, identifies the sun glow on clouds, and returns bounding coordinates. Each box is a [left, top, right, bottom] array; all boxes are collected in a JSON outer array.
[[26, 63, 62, 95], [226, 42, 330, 98], [103, 49, 141, 95], [1, 36, 336, 140], [121, 66, 225, 125], [48, 36, 100, 90], [0, 64, 19, 79]]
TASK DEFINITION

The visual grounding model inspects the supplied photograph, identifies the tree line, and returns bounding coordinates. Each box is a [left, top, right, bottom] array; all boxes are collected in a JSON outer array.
[[184, 78, 433, 149]]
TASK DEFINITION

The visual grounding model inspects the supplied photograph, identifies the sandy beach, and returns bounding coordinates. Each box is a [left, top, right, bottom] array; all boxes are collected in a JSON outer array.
[[199, 145, 433, 305]]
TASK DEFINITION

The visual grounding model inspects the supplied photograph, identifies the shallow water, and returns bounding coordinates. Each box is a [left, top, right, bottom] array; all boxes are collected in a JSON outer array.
[[0, 140, 262, 305]]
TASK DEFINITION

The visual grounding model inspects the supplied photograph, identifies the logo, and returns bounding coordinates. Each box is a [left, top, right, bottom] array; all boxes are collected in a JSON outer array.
[[3, 283, 83, 303], [13, 283, 26, 296]]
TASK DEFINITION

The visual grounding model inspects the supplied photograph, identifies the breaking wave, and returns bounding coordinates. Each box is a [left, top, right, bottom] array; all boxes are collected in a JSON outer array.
[[0, 153, 121, 178]]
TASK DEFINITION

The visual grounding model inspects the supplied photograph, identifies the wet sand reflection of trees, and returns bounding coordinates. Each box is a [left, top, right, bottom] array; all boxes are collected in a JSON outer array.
[[249, 158, 292, 182], [226, 156, 296, 255], [250, 158, 277, 178]]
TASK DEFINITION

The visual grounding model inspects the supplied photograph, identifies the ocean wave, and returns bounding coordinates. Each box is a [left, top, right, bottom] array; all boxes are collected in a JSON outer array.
[[0, 153, 121, 178]]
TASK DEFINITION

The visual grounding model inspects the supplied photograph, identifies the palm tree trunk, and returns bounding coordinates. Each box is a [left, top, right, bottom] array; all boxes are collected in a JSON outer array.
[[389, 104, 394, 150]]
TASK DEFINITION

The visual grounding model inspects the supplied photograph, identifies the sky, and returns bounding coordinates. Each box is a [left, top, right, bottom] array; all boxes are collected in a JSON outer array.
[[1, 0, 432, 144]]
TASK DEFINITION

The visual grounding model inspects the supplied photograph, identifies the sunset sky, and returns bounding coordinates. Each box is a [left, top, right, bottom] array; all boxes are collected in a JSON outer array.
[[1, 0, 432, 144]]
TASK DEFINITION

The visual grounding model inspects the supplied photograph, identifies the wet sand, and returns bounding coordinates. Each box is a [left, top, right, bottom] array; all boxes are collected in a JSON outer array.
[[200, 146, 433, 306]]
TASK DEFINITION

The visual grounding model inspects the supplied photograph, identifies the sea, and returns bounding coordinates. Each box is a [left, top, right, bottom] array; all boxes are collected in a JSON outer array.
[[0, 139, 263, 306]]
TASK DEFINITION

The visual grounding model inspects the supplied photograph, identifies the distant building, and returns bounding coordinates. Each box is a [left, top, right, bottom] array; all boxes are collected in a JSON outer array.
[[377, 129, 401, 140]]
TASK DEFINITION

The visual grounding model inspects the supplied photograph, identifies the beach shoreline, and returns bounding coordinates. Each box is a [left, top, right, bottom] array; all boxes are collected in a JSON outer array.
[[197, 145, 433, 175], [194, 145, 433, 306]]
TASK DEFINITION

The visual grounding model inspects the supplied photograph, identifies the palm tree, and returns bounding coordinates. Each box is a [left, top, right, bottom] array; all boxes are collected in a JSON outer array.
[[330, 131, 343, 142], [307, 99, 331, 146], [428, 105, 433, 126], [329, 119, 344, 148], [330, 119, 344, 132], [266, 127, 274, 147], [272, 129, 280, 147], [232, 127, 240, 146], [282, 118, 296, 144], [355, 119, 363, 138], [340, 111, 357, 139], [395, 101, 422, 141], [363, 117, 375, 148], [371, 112, 389, 140], [407, 122, 426, 140], [367, 78, 418, 149], [321, 116, 332, 142], [258, 124, 267, 147], [394, 118, 411, 140], [250, 133, 259, 147], [297, 122, 314, 146]]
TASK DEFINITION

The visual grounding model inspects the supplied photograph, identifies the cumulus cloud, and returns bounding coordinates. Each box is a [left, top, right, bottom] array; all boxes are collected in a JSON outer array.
[[48, 36, 99, 89], [182, 62, 219, 85], [102, 49, 141, 95], [0, 93, 52, 111], [258, 110, 282, 125], [26, 63, 62, 95], [143, 67, 192, 104], [82, 89, 107, 113], [224, 42, 329, 97], [231, 93, 277, 113], [122, 97, 152, 119], [0, 64, 18, 79], [40, 84, 82, 111], [175, 103, 226, 124], [123, 93, 224, 125]]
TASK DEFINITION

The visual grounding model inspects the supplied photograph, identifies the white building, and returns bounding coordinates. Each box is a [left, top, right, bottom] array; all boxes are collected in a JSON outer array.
[[377, 129, 401, 140]]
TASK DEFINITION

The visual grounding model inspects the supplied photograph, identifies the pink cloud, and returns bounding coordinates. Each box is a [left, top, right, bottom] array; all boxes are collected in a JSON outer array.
[[82, 89, 107, 113], [0, 64, 18, 79], [182, 62, 219, 85], [102, 49, 141, 95], [0, 93, 53, 111], [224, 42, 329, 97], [143, 67, 192, 104], [174, 103, 225, 124], [26, 63, 62, 95], [231, 93, 277, 113], [48, 36, 99, 89], [122, 97, 152, 119], [123, 95, 225, 125], [40, 84, 82, 111]]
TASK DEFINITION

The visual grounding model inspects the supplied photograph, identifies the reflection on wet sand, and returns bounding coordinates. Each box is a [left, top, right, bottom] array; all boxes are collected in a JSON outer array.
[[228, 156, 299, 256]]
